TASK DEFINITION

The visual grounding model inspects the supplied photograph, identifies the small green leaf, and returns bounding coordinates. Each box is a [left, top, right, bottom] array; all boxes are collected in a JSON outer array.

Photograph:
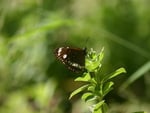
[[85, 48, 104, 72], [103, 68, 126, 82], [103, 82, 114, 96], [69, 85, 89, 99], [75, 73, 91, 82], [86, 59, 100, 72], [93, 108, 102, 113], [94, 100, 105, 111], [81, 92, 94, 102], [88, 85, 96, 92], [103, 82, 114, 90], [101, 103, 108, 113], [98, 47, 104, 62]]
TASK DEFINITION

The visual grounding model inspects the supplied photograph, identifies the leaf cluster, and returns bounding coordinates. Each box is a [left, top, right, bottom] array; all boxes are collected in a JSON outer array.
[[69, 48, 126, 113]]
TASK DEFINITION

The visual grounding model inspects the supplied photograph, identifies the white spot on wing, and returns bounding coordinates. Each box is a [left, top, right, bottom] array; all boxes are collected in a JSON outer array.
[[63, 54, 67, 59], [58, 48, 63, 56]]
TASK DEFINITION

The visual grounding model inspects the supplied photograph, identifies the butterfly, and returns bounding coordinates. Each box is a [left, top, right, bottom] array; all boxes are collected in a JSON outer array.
[[54, 47, 87, 73]]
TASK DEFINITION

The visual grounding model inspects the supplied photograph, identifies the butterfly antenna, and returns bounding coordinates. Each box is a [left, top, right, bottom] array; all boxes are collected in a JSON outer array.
[[83, 37, 90, 51], [84, 37, 90, 48]]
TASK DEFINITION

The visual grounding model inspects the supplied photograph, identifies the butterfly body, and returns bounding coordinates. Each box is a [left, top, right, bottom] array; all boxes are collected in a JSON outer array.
[[54, 47, 86, 73]]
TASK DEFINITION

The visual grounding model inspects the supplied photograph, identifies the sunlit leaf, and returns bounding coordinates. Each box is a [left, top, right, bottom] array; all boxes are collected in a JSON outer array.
[[93, 108, 102, 113], [98, 47, 104, 62], [85, 48, 104, 72], [69, 85, 89, 99], [75, 73, 91, 82], [103, 82, 114, 96], [102, 103, 108, 113], [88, 85, 96, 92], [103, 68, 126, 82], [94, 100, 105, 111], [81, 92, 94, 102]]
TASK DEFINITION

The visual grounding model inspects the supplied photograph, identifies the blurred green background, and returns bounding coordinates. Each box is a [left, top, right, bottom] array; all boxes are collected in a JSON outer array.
[[0, 0, 150, 113]]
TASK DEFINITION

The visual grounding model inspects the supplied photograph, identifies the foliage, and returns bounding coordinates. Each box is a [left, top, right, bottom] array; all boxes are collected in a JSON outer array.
[[69, 48, 126, 113], [0, 0, 150, 112]]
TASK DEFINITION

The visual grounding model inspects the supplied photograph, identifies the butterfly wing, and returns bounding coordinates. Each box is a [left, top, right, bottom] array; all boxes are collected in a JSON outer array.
[[54, 47, 86, 73]]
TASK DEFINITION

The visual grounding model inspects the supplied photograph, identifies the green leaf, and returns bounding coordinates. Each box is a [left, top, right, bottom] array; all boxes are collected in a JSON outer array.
[[88, 85, 96, 92], [94, 100, 105, 111], [103, 82, 114, 96], [81, 92, 94, 102], [69, 85, 89, 99], [98, 47, 104, 62], [103, 67, 126, 82], [86, 59, 100, 72], [101, 103, 108, 113], [92, 102, 108, 113], [85, 48, 104, 72], [75, 73, 91, 82], [93, 108, 102, 113]]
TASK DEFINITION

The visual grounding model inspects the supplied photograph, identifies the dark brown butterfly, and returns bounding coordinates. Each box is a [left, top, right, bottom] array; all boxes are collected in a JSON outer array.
[[54, 47, 87, 73]]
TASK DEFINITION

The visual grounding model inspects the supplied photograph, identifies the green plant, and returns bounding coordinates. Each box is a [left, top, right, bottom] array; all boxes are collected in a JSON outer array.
[[69, 48, 126, 113]]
